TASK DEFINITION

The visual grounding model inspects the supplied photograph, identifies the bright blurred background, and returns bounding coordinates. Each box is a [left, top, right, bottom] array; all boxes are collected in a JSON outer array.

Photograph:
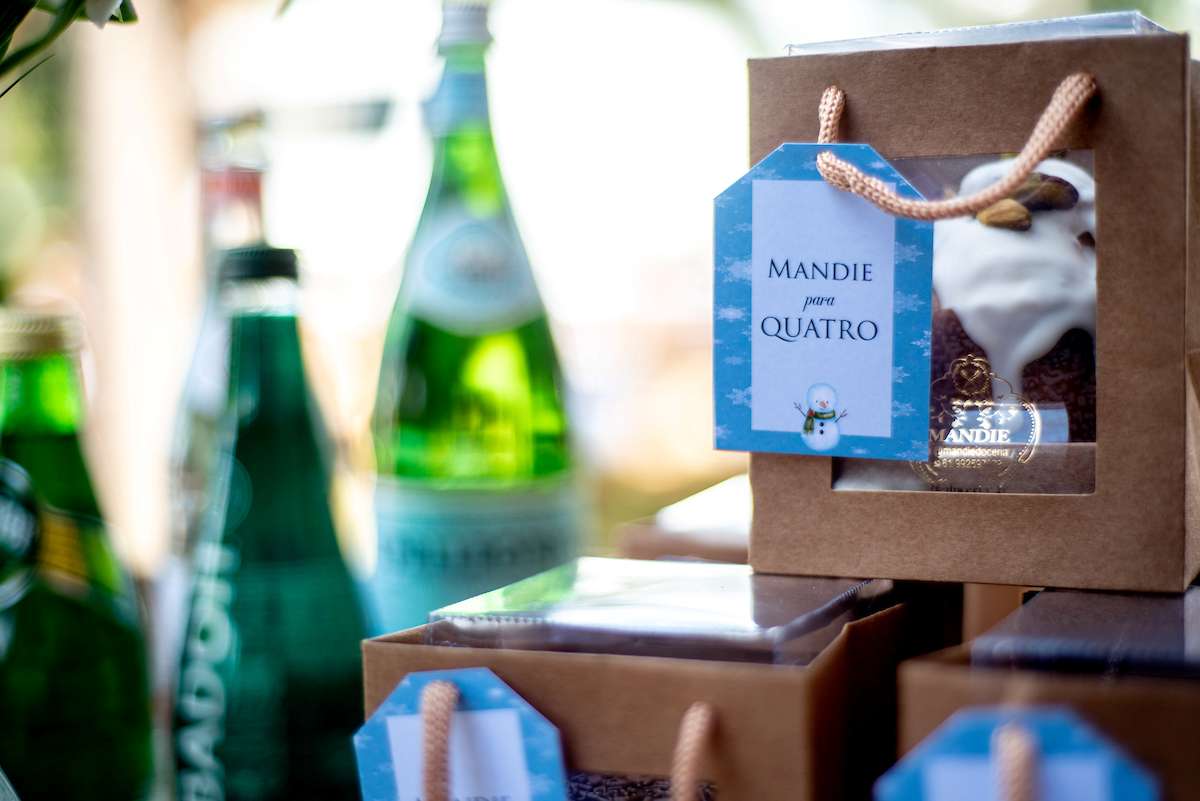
[[0, 0, 1196, 579]]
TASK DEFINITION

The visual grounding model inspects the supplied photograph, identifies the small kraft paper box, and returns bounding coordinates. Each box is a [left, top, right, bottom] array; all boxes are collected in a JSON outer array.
[[742, 13, 1200, 591], [362, 581, 959, 801], [899, 588, 1200, 801]]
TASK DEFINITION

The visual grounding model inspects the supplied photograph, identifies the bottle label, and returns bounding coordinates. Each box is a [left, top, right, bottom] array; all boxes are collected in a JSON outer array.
[[369, 478, 581, 632], [404, 212, 543, 336], [38, 510, 91, 589], [35, 507, 140, 624], [175, 541, 238, 801], [176, 543, 365, 801]]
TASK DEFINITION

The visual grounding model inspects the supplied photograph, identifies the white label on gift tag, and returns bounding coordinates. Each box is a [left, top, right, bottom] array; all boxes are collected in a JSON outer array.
[[355, 668, 566, 801], [387, 709, 531, 801], [714, 143, 933, 461], [926, 755, 1106, 801], [749, 178, 898, 437]]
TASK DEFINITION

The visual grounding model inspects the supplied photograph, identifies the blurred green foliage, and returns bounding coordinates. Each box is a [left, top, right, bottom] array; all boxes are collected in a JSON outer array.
[[0, 50, 72, 300], [0, 2, 136, 299], [2, 1, 136, 78]]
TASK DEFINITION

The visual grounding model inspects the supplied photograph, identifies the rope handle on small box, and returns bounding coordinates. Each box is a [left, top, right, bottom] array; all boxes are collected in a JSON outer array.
[[420, 681, 458, 801], [421, 685, 1035, 801], [419, 682, 717, 801], [995, 723, 1038, 801], [670, 703, 716, 801], [816, 73, 1096, 220]]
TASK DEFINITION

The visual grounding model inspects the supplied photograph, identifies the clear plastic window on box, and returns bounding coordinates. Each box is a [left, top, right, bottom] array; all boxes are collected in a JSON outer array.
[[971, 586, 1200, 679], [833, 151, 1096, 494]]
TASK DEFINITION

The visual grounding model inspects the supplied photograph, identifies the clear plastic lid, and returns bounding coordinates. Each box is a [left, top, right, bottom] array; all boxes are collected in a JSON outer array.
[[786, 11, 1168, 57], [971, 586, 1200, 679], [425, 557, 894, 665]]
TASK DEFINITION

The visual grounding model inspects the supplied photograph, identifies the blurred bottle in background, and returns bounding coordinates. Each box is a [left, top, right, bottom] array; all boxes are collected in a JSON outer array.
[[170, 114, 267, 587], [157, 115, 267, 695], [369, 1, 581, 633], [0, 312, 153, 801], [198, 115, 268, 255], [173, 247, 366, 801], [0, 765, 18, 800]]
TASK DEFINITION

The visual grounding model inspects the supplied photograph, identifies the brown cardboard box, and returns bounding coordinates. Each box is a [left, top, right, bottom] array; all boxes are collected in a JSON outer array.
[[961, 584, 1028, 642], [363, 602, 942, 801], [899, 647, 1200, 801], [747, 29, 1200, 591]]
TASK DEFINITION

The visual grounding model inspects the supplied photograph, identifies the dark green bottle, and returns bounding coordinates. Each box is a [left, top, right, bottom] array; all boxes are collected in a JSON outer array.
[[0, 312, 153, 801], [173, 247, 367, 801]]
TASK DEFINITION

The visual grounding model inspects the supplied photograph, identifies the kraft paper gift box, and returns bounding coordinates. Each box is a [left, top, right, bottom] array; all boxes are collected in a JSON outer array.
[[744, 13, 1200, 591], [366, 611, 903, 801], [361, 561, 961, 801], [899, 587, 1200, 801]]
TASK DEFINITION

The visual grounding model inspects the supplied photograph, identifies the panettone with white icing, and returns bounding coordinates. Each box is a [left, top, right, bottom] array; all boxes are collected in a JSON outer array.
[[931, 158, 1097, 441]]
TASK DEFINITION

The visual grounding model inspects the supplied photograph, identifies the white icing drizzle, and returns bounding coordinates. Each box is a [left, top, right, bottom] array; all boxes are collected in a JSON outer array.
[[932, 158, 1096, 395]]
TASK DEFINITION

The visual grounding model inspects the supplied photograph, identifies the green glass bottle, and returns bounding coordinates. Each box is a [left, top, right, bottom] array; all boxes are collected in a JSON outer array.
[[172, 114, 266, 572], [370, 1, 581, 632], [160, 115, 267, 705], [0, 312, 153, 801], [173, 247, 367, 801]]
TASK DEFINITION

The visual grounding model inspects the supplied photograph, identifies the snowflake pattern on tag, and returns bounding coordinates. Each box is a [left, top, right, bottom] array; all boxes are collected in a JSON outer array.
[[714, 143, 933, 461]]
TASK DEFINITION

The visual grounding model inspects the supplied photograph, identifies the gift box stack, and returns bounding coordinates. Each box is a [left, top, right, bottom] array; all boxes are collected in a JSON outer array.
[[742, 12, 1200, 800], [360, 12, 1200, 801]]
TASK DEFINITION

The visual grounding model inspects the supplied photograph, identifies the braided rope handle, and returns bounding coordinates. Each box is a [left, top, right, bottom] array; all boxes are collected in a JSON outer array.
[[419, 688, 1039, 801], [420, 689, 716, 801], [670, 702, 716, 801], [421, 681, 459, 801], [816, 72, 1097, 221], [994, 723, 1038, 801]]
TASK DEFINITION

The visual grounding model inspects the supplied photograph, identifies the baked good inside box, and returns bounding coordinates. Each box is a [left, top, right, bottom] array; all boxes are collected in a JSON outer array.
[[835, 156, 1097, 495]]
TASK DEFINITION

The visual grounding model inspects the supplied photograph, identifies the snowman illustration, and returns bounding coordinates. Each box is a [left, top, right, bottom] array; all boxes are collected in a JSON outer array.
[[796, 383, 847, 451]]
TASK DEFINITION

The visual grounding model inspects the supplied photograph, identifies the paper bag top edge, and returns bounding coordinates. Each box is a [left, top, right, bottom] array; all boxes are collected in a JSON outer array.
[[779, 11, 1172, 58]]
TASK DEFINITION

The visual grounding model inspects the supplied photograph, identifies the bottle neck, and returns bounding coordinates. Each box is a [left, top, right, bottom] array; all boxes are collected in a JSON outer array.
[[0, 353, 98, 514], [223, 279, 313, 424], [425, 45, 507, 218], [0, 354, 84, 437], [201, 167, 265, 285]]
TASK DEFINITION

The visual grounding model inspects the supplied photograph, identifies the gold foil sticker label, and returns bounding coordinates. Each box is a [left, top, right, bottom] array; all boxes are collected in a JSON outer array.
[[911, 355, 1041, 491], [38, 509, 89, 587]]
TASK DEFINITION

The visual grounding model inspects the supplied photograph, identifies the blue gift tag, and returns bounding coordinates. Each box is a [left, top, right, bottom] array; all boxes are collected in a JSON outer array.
[[355, 667, 567, 801], [876, 706, 1158, 801], [714, 143, 933, 461]]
